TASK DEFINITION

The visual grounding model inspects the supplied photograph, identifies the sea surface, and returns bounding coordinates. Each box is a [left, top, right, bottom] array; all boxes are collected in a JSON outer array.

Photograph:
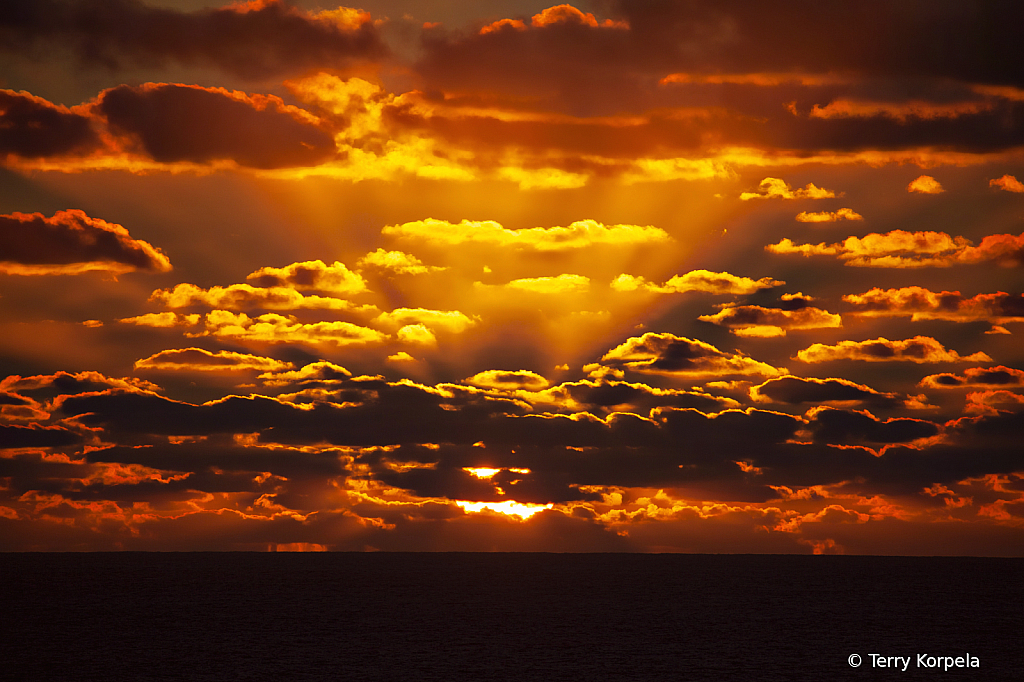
[[2, 553, 1020, 681]]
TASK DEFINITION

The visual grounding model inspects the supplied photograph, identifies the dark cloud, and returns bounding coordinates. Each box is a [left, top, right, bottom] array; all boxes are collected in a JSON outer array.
[[0, 89, 99, 158], [0, 0, 386, 80], [807, 407, 940, 445], [0, 424, 83, 448], [0, 209, 171, 275], [98, 83, 337, 168], [751, 376, 905, 409]]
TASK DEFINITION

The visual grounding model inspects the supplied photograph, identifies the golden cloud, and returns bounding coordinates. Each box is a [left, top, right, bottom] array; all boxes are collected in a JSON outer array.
[[191, 310, 387, 347], [740, 177, 837, 200], [397, 324, 437, 346], [381, 219, 670, 251], [600, 332, 787, 378], [119, 312, 201, 328], [373, 308, 478, 333], [465, 370, 551, 391], [500, 274, 590, 294], [699, 305, 842, 337], [843, 287, 1024, 324], [767, 230, 1024, 267], [796, 336, 993, 364], [795, 208, 863, 223], [355, 249, 444, 275], [919, 366, 1024, 389], [246, 259, 368, 295], [257, 361, 352, 386], [965, 390, 1024, 415], [150, 283, 365, 311], [907, 175, 944, 194], [990, 174, 1024, 192], [134, 348, 294, 372], [611, 269, 783, 295]]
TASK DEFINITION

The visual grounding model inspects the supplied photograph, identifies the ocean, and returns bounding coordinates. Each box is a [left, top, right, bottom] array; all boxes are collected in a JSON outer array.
[[3, 553, 1020, 681]]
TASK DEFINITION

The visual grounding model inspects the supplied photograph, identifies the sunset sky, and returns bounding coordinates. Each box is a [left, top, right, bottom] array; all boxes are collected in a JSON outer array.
[[2, 0, 1023, 553]]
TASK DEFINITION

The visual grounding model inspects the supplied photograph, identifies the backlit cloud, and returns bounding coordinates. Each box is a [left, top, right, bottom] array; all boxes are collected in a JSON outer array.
[[382, 219, 670, 251], [119, 312, 201, 328], [134, 348, 294, 372], [768, 230, 1024, 268], [699, 305, 842, 337], [373, 308, 478, 334], [150, 283, 364, 311], [246, 260, 368, 296], [500, 274, 590, 294], [740, 178, 837, 200], [907, 175, 944, 194], [355, 249, 444, 275], [600, 333, 787, 378], [0, 89, 99, 158], [919, 366, 1024, 389], [844, 287, 1024, 324], [0, 210, 171, 276], [191, 311, 387, 347], [795, 209, 863, 223], [611, 270, 783, 295], [990, 174, 1024, 192], [465, 370, 550, 391], [796, 337, 993, 364]]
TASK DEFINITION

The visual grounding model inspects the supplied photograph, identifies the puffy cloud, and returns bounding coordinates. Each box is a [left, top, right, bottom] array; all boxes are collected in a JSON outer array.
[[920, 366, 1024, 390], [907, 175, 944, 194], [381, 219, 669, 251], [98, 83, 336, 169], [246, 260, 367, 296], [699, 305, 842, 337], [750, 376, 907, 408], [0, 371, 158, 399], [499, 274, 590, 294], [767, 230, 1024, 268], [465, 370, 550, 391], [611, 270, 782, 295], [740, 178, 837, 200], [118, 312, 200, 328], [599, 333, 786, 378], [0, 0, 386, 80], [397, 324, 437, 346], [525, 379, 740, 415], [965, 391, 1024, 415], [355, 249, 444, 275], [0, 89, 99, 158], [806, 407, 940, 445], [134, 348, 293, 373], [373, 308, 478, 334], [257, 361, 352, 388], [191, 310, 387, 347], [990, 174, 1024, 192], [844, 287, 1024, 324], [795, 208, 863, 223], [0, 209, 171, 276], [796, 336, 993, 364], [529, 5, 629, 30], [150, 283, 364, 311]]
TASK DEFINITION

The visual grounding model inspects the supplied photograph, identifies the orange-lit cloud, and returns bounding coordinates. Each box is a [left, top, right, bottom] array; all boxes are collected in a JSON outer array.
[[907, 175, 944, 194], [844, 287, 1024, 324], [257, 361, 352, 387], [750, 376, 908, 408], [611, 270, 783, 295], [809, 99, 992, 121], [382, 219, 670, 251], [246, 260, 368, 295], [0, 89, 99, 158], [699, 305, 842, 337], [965, 390, 1024, 415], [599, 333, 787, 378], [373, 308, 478, 333], [740, 177, 837, 200], [530, 5, 628, 29], [150, 283, 366, 312], [0, 210, 171, 276], [191, 310, 387, 347], [465, 370, 550, 391], [355, 249, 444, 275], [796, 336, 993, 364], [768, 230, 1024, 267], [919, 366, 1024, 389], [119, 312, 201, 328], [990, 174, 1024, 192], [134, 348, 293, 372], [795, 208, 863, 223]]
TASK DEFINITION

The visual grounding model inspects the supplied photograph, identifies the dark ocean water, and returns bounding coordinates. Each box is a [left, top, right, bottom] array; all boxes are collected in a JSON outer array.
[[1, 553, 1020, 682]]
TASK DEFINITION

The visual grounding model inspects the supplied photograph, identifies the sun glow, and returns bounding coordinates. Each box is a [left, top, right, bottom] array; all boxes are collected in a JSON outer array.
[[455, 500, 553, 519]]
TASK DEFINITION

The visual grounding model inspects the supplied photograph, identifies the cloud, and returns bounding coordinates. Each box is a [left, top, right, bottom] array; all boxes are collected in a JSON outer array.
[[246, 260, 368, 296], [465, 370, 550, 391], [920, 366, 1024, 390], [740, 178, 837, 200], [118, 312, 201, 328], [750, 376, 907, 408], [843, 287, 1024, 324], [134, 348, 294, 372], [257, 361, 352, 388], [795, 208, 863, 223], [0, 0, 386, 80], [599, 332, 787, 378], [990, 174, 1024, 192], [0, 209, 171, 276], [499, 274, 590, 294], [191, 310, 387, 348], [611, 270, 783, 295], [525, 379, 740, 414], [397, 324, 437, 346], [965, 391, 1024, 415], [907, 175, 944, 194], [806, 407, 940, 445], [150, 283, 364, 311], [699, 305, 842, 338], [529, 5, 629, 30], [355, 249, 444, 275], [796, 336, 993, 364], [98, 83, 336, 169], [373, 308, 478, 334], [0, 89, 99, 158], [767, 230, 1024, 268], [381, 219, 670, 251]]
